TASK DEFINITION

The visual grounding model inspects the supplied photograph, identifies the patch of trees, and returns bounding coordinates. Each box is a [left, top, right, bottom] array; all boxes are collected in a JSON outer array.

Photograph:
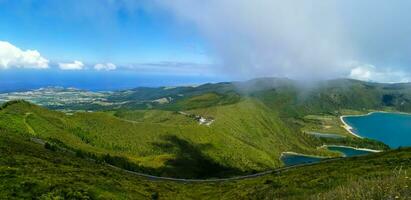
[[318, 137, 390, 151], [0, 100, 29, 110]]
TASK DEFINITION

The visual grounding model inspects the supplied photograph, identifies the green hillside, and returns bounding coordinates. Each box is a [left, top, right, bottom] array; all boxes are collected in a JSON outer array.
[[2, 78, 411, 198], [0, 130, 409, 199], [37, 78, 411, 114], [0, 100, 332, 179], [2, 77, 406, 179]]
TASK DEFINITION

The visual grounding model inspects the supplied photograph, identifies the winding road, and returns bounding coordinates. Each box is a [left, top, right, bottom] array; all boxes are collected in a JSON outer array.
[[107, 156, 348, 182], [29, 136, 352, 183]]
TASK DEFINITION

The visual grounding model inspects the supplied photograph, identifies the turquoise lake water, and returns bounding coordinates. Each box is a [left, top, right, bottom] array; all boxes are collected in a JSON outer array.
[[344, 112, 411, 148], [281, 112, 411, 166], [327, 146, 372, 157], [281, 146, 373, 166], [281, 154, 323, 166]]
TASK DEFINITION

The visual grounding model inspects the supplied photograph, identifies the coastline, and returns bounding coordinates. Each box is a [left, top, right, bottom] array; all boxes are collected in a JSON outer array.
[[340, 110, 411, 138], [285, 111, 407, 163], [323, 145, 382, 153], [339, 115, 363, 138], [342, 110, 411, 118], [281, 151, 330, 159]]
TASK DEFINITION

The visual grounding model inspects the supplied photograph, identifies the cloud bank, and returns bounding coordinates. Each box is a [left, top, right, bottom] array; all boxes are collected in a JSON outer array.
[[152, 0, 411, 82], [348, 62, 410, 83], [94, 63, 116, 71], [0, 41, 49, 69], [58, 60, 84, 70]]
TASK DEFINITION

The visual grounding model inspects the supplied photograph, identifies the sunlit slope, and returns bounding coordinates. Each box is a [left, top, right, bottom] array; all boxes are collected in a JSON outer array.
[[1, 131, 409, 199], [2, 77, 408, 179], [0, 100, 325, 178]]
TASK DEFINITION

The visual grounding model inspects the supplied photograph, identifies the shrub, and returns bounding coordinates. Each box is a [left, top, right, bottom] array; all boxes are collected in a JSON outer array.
[[44, 142, 57, 151]]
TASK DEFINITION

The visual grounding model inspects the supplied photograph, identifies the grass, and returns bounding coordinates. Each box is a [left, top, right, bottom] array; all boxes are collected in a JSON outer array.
[[310, 170, 410, 200], [112, 109, 196, 125], [2, 77, 411, 198], [0, 100, 332, 179], [164, 92, 241, 111], [0, 130, 410, 199], [301, 114, 350, 136], [0, 83, 396, 179]]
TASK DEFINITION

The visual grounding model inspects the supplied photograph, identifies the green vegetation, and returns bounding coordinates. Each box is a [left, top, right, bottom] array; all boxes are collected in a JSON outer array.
[[2, 78, 411, 198], [0, 99, 331, 179], [301, 115, 349, 136], [0, 131, 409, 199], [2, 78, 411, 180], [159, 92, 241, 111], [113, 109, 196, 125]]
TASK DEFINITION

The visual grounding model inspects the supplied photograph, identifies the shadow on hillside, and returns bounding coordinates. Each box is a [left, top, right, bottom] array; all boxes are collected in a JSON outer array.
[[50, 136, 244, 179], [152, 135, 242, 179], [64, 135, 243, 179]]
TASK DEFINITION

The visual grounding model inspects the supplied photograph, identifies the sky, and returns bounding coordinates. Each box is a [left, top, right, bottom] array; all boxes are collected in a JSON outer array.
[[1, 0, 411, 91]]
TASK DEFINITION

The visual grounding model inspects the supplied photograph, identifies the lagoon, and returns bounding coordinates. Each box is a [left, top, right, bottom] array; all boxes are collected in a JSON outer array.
[[281, 153, 323, 166], [281, 146, 375, 166], [327, 146, 373, 157], [343, 112, 411, 148], [281, 111, 411, 166]]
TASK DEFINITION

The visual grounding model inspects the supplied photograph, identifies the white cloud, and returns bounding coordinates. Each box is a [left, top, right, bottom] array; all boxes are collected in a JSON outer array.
[[348, 62, 410, 83], [94, 63, 116, 71], [0, 41, 49, 69], [58, 60, 84, 70], [153, 0, 352, 80], [151, 1, 411, 81]]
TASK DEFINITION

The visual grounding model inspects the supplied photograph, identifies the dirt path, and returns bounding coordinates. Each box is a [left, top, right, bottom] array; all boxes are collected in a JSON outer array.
[[24, 113, 36, 135]]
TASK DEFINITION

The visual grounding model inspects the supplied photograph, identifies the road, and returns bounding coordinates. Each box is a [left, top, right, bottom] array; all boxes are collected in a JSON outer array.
[[28, 136, 352, 183], [106, 156, 347, 183]]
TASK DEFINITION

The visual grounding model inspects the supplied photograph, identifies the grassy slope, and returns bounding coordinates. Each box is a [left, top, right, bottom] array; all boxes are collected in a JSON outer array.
[[2, 78, 407, 179], [0, 100, 328, 179], [2, 79, 411, 198], [112, 109, 196, 125], [0, 131, 410, 199]]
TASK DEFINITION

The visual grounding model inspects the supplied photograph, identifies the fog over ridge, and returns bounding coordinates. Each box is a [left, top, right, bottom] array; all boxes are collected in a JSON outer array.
[[152, 0, 411, 83]]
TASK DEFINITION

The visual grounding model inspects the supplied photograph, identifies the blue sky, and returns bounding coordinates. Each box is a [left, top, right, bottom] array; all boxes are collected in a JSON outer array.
[[0, 0, 222, 90], [0, 0, 208, 65], [1, 0, 411, 91]]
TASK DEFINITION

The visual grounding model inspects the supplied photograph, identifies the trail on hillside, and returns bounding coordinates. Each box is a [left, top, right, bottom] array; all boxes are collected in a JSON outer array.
[[24, 113, 36, 135], [29, 136, 351, 183]]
